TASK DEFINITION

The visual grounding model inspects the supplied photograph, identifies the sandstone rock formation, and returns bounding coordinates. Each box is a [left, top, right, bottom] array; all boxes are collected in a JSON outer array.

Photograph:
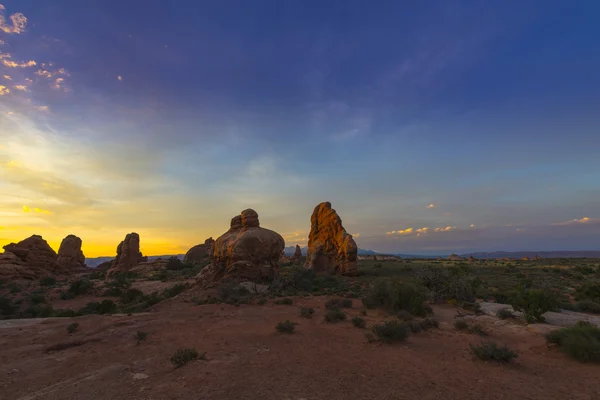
[[292, 245, 302, 260], [56, 234, 85, 270], [305, 202, 357, 275], [196, 209, 285, 287], [468, 256, 476, 263], [106, 233, 147, 277], [0, 235, 60, 279], [131, 258, 170, 274], [183, 237, 214, 265], [449, 254, 464, 261]]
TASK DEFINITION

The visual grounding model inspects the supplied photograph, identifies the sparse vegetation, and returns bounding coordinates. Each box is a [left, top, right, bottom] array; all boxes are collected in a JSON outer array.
[[546, 321, 600, 363], [361, 278, 428, 316], [79, 300, 118, 315], [324, 308, 347, 323], [40, 276, 57, 286], [67, 322, 79, 334], [496, 308, 516, 319], [136, 331, 149, 345], [371, 320, 410, 343], [29, 292, 46, 305], [300, 307, 315, 318], [274, 298, 293, 305], [61, 279, 94, 299], [510, 288, 559, 322], [325, 298, 353, 309], [162, 283, 187, 298], [454, 319, 469, 331], [352, 316, 366, 328], [170, 348, 199, 368], [470, 341, 518, 362], [275, 320, 296, 333], [257, 297, 267, 305]]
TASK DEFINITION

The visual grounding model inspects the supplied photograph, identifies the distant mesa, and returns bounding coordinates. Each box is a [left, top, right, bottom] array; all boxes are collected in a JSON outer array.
[[449, 254, 465, 261], [305, 202, 357, 276], [196, 209, 285, 287], [183, 237, 214, 265], [0, 234, 60, 280], [468, 255, 476, 263], [357, 254, 402, 262], [106, 232, 147, 277], [57, 234, 86, 270]]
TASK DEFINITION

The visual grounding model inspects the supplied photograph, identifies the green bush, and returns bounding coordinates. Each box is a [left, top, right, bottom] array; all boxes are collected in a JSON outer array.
[[454, 320, 469, 331], [469, 324, 487, 336], [546, 322, 600, 363], [103, 275, 133, 296], [274, 298, 293, 305], [0, 297, 18, 318], [29, 292, 46, 305], [408, 320, 423, 333], [352, 316, 366, 328], [422, 317, 439, 329], [40, 276, 57, 286], [165, 256, 185, 270], [257, 297, 267, 305], [470, 341, 518, 362], [372, 320, 410, 343], [324, 308, 347, 323], [216, 283, 250, 303], [416, 266, 477, 302], [361, 278, 428, 316], [572, 300, 600, 314], [275, 320, 296, 333], [8, 283, 21, 294], [79, 300, 118, 315], [170, 348, 199, 368], [510, 288, 559, 322], [62, 279, 94, 299], [325, 298, 353, 309], [496, 308, 516, 319], [136, 331, 149, 345], [575, 283, 600, 302], [67, 322, 79, 334], [21, 305, 55, 318], [300, 307, 315, 318], [162, 283, 186, 298]]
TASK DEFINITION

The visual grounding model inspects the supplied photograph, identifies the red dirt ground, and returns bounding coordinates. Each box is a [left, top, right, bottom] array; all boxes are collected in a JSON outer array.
[[1, 295, 599, 400]]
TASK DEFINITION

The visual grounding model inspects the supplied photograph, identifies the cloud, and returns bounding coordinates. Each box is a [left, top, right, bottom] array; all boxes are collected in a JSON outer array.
[[0, 85, 9, 95], [2, 59, 37, 68], [352, 233, 360, 238], [35, 69, 52, 78], [434, 226, 455, 232], [36, 105, 49, 112], [470, 224, 475, 228], [552, 217, 596, 226], [386, 227, 414, 235], [0, 4, 27, 34], [427, 203, 436, 209], [13, 85, 27, 92], [22, 205, 30, 212], [3, 75, 11, 80], [117, 76, 123, 81]]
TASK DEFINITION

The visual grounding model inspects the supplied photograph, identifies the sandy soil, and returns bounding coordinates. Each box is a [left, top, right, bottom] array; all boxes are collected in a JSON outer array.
[[1, 295, 599, 400]]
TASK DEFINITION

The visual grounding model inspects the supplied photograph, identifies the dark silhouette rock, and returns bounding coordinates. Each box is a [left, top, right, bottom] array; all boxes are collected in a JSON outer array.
[[57, 234, 85, 270], [106, 233, 147, 277], [183, 237, 214, 265]]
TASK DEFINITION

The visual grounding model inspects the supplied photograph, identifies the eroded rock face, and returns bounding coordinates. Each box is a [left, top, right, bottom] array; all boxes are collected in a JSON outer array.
[[57, 234, 85, 270], [292, 245, 302, 260], [183, 237, 214, 265], [305, 202, 357, 276], [106, 233, 147, 277], [0, 235, 60, 279], [196, 209, 285, 287]]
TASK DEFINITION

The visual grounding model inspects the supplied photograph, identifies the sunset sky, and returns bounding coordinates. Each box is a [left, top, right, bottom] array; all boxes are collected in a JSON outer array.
[[1, 1, 599, 257]]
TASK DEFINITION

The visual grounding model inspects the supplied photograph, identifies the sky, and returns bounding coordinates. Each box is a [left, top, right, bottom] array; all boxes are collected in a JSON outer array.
[[1, 1, 599, 257]]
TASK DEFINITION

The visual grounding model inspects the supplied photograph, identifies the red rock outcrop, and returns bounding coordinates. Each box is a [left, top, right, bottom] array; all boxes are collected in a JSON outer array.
[[0, 235, 60, 279], [106, 233, 147, 277], [468, 256, 476, 263], [196, 209, 285, 287], [183, 237, 214, 265], [449, 254, 465, 261], [56, 234, 85, 270], [292, 245, 302, 260], [305, 202, 357, 275]]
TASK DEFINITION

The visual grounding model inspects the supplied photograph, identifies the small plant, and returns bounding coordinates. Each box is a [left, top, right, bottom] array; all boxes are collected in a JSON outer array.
[[256, 297, 267, 305], [8, 283, 21, 294], [275, 320, 296, 333], [470, 341, 518, 363], [68, 279, 94, 296], [275, 298, 293, 305], [408, 320, 424, 333], [300, 307, 315, 318], [362, 278, 428, 317], [422, 317, 439, 328], [79, 300, 118, 315], [40, 276, 57, 286], [546, 321, 600, 363], [469, 324, 488, 336], [496, 308, 516, 319], [352, 316, 366, 328], [324, 308, 347, 323], [162, 283, 186, 299], [372, 320, 410, 343], [29, 292, 46, 305], [360, 310, 367, 316], [510, 288, 558, 323], [325, 298, 353, 309], [135, 331, 149, 345], [454, 319, 469, 331], [170, 348, 199, 368], [67, 322, 79, 334]]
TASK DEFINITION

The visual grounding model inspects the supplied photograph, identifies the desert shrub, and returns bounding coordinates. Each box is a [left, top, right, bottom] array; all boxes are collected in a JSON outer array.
[[454, 319, 469, 331], [119, 288, 145, 304], [361, 278, 428, 316], [492, 292, 511, 304], [63, 279, 94, 298], [325, 298, 353, 309], [324, 308, 347, 322], [470, 341, 518, 362], [67, 322, 79, 334], [360, 310, 367, 316], [462, 301, 482, 314], [257, 297, 267, 305], [170, 348, 199, 368], [352, 316, 366, 328], [408, 320, 423, 333], [575, 283, 600, 303], [217, 283, 250, 303], [510, 288, 559, 322], [162, 283, 186, 299], [546, 321, 600, 363], [149, 269, 169, 282], [469, 324, 487, 336], [275, 298, 293, 305], [165, 256, 185, 271], [416, 265, 477, 302], [275, 320, 296, 333], [496, 308, 516, 319], [21, 305, 55, 318], [422, 317, 439, 328], [8, 283, 21, 293], [60, 291, 75, 300], [79, 300, 118, 315], [121, 291, 163, 313], [300, 307, 315, 318], [54, 309, 80, 317], [372, 320, 410, 343], [136, 331, 149, 345], [29, 292, 46, 305], [88, 268, 107, 280], [40, 276, 57, 286], [0, 296, 18, 318], [571, 300, 600, 314]]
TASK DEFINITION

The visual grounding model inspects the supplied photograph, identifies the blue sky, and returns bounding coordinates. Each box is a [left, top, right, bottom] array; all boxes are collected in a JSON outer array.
[[0, 1, 599, 256]]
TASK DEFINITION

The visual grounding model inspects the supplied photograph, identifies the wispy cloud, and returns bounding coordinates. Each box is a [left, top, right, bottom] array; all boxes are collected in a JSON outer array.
[[552, 217, 596, 226], [2, 58, 37, 68], [0, 85, 9, 95], [386, 227, 414, 235], [3, 75, 11, 80], [0, 4, 27, 34], [427, 203, 436, 209], [434, 226, 455, 232], [13, 85, 27, 92]]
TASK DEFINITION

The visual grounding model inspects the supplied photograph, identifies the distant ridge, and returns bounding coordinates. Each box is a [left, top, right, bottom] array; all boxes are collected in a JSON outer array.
[[460, 251, 600, 259], [283, 246, 379, 256]]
